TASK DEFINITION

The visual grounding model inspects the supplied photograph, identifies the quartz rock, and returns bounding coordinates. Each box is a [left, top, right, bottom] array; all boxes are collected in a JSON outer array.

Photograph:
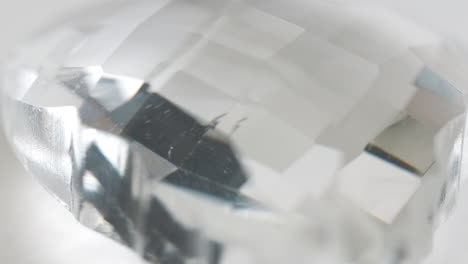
[[1, 0, 467, 264]]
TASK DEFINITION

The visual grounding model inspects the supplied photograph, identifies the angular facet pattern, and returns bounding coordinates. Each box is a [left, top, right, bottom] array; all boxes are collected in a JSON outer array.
[[1, 1, 467, 264]]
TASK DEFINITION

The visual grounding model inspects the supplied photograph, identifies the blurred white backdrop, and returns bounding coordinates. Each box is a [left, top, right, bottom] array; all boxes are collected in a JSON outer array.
[[0, 0, 468, 263]]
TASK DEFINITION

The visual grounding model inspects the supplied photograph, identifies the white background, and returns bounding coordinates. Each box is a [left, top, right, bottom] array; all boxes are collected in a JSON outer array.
[[0, 0, 468, 263]]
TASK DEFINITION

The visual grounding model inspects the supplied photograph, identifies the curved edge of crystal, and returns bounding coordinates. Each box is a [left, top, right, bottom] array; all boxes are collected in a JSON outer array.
[[2, 1, 468, 264]]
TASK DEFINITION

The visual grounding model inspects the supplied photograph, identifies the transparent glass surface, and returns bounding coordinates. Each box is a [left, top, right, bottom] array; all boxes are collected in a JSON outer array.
[[1, 0, 468, 263]]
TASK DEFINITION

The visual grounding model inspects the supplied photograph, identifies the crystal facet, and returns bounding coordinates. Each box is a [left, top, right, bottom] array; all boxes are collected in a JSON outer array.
[[1, 1, 467, 264]]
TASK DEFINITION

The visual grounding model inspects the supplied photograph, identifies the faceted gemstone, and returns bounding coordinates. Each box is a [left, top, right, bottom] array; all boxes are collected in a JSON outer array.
[[1, 0, 467, 264]]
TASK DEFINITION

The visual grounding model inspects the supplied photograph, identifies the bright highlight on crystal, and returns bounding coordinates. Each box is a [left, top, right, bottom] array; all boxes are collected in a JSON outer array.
[[1, 0, 467, 264]]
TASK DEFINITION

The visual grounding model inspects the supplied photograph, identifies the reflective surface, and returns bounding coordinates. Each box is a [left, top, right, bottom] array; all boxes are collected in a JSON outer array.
[[2, 0, 468, 263]]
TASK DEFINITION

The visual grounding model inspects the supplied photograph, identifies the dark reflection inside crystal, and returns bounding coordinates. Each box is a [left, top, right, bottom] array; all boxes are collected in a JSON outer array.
[[80, 142, 224, 264]]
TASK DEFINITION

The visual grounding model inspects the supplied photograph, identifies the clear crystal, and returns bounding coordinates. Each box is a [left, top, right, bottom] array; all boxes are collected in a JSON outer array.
[[1, 1, 467, 263]]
